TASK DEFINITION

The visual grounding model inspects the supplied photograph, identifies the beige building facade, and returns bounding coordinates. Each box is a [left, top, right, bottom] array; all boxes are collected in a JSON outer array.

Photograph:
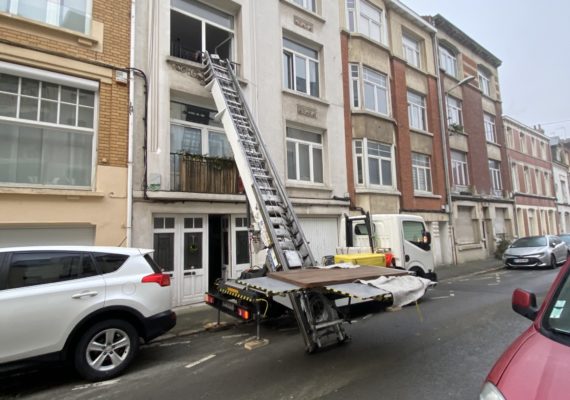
[[0, 0, 131, 247], [131, 0, 350, 307]]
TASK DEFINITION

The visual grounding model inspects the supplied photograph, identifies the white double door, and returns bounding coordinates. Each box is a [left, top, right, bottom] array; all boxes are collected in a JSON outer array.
[[154, 214, 208, 306]]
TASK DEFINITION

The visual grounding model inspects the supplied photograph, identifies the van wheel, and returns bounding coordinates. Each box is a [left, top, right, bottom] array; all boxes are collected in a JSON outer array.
[[74, 319, 139, 381], [410, 267, 425, 278]]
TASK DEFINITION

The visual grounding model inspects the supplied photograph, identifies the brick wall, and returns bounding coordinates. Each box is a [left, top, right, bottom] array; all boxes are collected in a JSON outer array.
[[0, 0, 131, 168]]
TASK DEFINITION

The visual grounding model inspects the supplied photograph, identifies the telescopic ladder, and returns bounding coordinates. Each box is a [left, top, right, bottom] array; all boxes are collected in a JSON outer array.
[[202, 53, 347, 352]]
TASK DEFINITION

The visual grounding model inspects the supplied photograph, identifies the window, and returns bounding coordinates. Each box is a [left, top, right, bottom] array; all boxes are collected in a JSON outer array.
[[412, 153, 432, 193], [0, 64, 97, 188], [170, 0, 234, 62], [6, 252, 97, 289], [478, 67, 491, 96], [439, 46, 457, 77], [456, 206, 476, 243], [346, 0, 384, 44], [292, 0, 316, 12], [170, 102, 231, 158], [403, 220, 427, 248], [93, 253, 129, 274], [446, 95, 463, 127], [286, 127, 323, 183], [283, 38, 319, 97], [235, 217, 250, 265], [484, 113, 496, 143], [524, 167, 531, 193], [402, 34, 421, 68], [489, 159, 502, 196], [544, 172, 551, 196], [519, 133, 526, 152], [407, 91, 427, 131], [1, 0, 92, 34], [530, 137, 536, 157], [349, 64, 389, 115], [353, 139, 394, 188], [451, 150, 469, 187], [153, 217, 175, 273], [511, 163, 518, 192]]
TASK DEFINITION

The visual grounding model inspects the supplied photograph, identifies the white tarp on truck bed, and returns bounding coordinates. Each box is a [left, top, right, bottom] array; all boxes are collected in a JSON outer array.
[[358, 275, 436, 307]]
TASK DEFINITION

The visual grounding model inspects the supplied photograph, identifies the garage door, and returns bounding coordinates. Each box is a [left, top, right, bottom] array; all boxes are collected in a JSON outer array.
[[299, 217, 339, 264], [0, 226, 95, 248]]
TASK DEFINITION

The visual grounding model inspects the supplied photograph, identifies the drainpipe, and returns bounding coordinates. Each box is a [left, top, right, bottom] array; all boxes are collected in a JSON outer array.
[[126, 0, 136, 247], [431, 32, 457, 265]]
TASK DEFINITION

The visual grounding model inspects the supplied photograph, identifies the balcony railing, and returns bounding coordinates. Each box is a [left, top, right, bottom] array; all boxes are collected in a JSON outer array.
[[170, 153, 241, 194]]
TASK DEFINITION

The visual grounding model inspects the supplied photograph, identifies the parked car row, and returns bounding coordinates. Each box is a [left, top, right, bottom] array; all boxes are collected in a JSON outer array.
[[0, 246, 176, 381]]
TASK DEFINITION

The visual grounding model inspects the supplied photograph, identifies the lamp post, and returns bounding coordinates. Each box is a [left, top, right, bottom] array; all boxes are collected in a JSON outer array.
[[436, 71, 475, 265]]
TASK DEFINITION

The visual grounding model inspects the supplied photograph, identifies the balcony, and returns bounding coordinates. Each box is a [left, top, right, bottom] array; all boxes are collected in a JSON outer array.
[[170, 153, 241, 194]]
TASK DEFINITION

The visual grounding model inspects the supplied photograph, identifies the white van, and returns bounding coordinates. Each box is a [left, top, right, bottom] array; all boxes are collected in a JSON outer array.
[[340, 214, 436, 281]]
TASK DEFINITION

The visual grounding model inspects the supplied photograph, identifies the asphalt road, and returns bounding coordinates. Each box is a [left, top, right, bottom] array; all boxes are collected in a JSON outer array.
[[0, 267, 561, 400]]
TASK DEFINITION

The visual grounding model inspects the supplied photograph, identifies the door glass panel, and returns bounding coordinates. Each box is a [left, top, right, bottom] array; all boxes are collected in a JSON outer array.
[[236, 230, 249, 264], [184, 232, 203, 269], [154, 233, 174, 272]]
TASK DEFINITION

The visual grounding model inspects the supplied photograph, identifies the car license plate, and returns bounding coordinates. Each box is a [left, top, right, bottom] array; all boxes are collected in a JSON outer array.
[[513, 258, 528, 263]]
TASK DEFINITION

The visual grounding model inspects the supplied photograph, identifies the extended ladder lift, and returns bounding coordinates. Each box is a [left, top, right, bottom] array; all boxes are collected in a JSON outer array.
[[202, 53, 348, 352]]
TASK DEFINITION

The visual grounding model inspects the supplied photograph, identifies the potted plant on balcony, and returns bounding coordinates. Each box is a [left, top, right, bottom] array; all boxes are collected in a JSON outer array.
[[449, 123, 464, 134]]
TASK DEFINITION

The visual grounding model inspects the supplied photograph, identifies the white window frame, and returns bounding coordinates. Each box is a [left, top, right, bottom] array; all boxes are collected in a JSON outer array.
[[291, 0, 316, 12], [286, 126, 324, 184], [544, 172, 550, 196], [439, 45, 457, 77], [349, 64, 390, 116], [353, 138, 394, 189], [346, 0, 385, 45], [3, 0, 93, 34], [478, 68, 491, 96], [0, 61, 97, 189], [407, 90, 427, 131], [282, 38, 320, 97], [412, 152, 432, 193], [524, 167, 531, 193], [519, 133, 526, 152], [484, 113, 496, 143], [511, 163, 518, 192], [402, 34, 421, 68], [489, 159, 502, 196], [446, 95, 462, 127], [451, 150, 469, 188]]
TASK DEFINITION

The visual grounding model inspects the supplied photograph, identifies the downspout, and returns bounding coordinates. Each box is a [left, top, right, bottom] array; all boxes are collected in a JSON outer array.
[[126, 0, 136, 247], [431, 31, 457, 265]]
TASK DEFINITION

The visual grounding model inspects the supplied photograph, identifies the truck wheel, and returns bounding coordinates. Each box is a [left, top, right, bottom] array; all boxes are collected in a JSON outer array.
[[74, 319, 139, 381]]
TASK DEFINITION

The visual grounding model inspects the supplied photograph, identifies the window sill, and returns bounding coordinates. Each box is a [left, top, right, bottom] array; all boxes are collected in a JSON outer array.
[[343, 30, 391, 54], [0, 186, 104, 198], [166, 56, 248, 86], [351, 109, 395, 124], [282, 89, 330, 107], [355, 187, 401, 196], [449, 129, 468, 136], [286, 181, 332, 191], [486, 141, 501, 148], [0, 12, 98, 48], [399, 58, 436, 78], [414, 192, 441, 199], [279, 0, 326, 23], [409, 128, 433, 137]]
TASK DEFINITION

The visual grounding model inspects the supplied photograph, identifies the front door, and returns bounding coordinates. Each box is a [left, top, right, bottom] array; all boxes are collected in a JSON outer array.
[[153, 215, 208, 306]]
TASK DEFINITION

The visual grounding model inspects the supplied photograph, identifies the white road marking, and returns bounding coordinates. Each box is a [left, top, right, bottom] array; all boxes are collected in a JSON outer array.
[[185, 354, 216, 369], [430, 296, 452, 300], [145, 340, 192, 348], [72, 379, 120, 391], [236, 336, 257, 346], [222, 333, 249, 339]]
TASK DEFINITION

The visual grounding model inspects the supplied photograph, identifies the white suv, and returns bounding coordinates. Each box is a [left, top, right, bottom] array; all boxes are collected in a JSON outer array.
[[0, 246, 176, 381]]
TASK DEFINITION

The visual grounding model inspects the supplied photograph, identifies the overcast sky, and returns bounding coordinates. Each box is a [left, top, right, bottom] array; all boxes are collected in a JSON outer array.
[[402, 0, 570, 139]]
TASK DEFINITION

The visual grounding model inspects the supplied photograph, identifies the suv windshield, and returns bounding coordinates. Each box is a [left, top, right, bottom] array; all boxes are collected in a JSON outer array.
[[511, 236, 546, 248], [543, 270, 570, 342]]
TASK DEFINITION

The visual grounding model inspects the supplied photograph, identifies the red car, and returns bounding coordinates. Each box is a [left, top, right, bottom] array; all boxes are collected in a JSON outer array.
[[480, 261, 570, 399]]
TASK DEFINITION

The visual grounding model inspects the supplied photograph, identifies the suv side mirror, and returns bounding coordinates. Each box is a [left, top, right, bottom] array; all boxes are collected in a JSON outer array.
[[512, 288, 538, 320]]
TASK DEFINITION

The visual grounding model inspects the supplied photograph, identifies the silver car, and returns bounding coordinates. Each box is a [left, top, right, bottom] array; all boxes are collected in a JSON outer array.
[[503, 235, 568, 269]]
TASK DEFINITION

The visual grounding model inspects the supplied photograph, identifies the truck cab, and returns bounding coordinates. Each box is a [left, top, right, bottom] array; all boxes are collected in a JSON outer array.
[[343, 214, 436, 281]]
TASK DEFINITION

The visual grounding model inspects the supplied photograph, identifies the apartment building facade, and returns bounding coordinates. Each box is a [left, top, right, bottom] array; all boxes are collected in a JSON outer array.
[[503, 116, 556, 237], [340, 0, 451, 266], [0, 0, 131, 246], [431, 15, 514, 263], [131, 0, 350, 306], [551, 137, 570, 233]]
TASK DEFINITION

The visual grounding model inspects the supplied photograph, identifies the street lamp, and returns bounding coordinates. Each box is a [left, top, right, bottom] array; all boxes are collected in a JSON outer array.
[[446, 75, 476, 95]]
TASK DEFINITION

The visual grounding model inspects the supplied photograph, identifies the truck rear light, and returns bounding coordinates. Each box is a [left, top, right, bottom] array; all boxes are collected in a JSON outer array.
[[142, 273, 171, 287], [204, 294, 215, 304], [237, 307, 250, 320]]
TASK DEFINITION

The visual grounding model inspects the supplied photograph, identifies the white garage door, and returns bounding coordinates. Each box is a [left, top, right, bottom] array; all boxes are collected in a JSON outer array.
[[0, 226, 95, 248], [299, 217, 339, 263]]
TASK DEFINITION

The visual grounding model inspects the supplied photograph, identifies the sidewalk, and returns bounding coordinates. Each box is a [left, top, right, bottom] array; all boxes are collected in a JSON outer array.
[[156, 257, 504, 342]]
